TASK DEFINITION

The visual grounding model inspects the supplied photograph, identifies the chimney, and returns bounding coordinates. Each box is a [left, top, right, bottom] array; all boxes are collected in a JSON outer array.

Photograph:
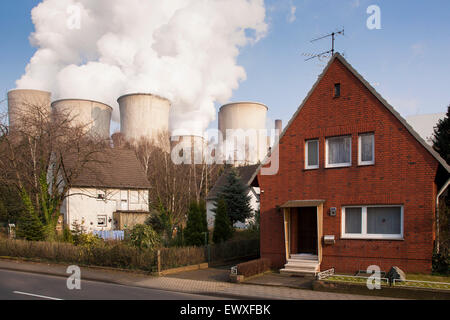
[[275, 119, 282, 134]]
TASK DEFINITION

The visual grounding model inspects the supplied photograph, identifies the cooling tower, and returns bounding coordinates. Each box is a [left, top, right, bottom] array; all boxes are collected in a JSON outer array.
[[7, 89, 51, 132], [170, 135, 206, 164], [51, 99, 112, 140], [218, 102, 268, 165], [118, 93, 171, 147]]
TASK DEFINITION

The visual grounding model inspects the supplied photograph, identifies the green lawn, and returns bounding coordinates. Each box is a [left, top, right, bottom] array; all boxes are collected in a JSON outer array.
[[324, 273, 450, 290], [406, 274, 450, 283]]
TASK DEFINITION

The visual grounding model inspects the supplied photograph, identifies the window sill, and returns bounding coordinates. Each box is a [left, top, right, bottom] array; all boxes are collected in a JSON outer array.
[[357, 162, 375, 167], [341, 236, 404, 241], [304, 166, 319, 171], [325, 164, 352, 169]]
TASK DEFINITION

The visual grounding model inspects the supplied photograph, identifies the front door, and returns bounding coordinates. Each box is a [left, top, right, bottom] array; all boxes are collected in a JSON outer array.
[[297, 207, 317, 254]]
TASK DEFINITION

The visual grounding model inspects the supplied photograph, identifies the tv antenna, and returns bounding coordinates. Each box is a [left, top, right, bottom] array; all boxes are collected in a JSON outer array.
[[304, 28, 344, 61]]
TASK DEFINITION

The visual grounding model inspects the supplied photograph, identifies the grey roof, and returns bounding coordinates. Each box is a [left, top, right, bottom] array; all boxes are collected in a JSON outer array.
[[249, 53, 450, 186], [206, 164, 259, 200], [69, 148, 151, 189]]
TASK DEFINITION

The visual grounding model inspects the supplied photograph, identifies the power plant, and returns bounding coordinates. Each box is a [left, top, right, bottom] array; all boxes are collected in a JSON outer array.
[[51, 99, 112, 140], [7, 88, 276, 166], [218, 102, 268, 165], [170, 134, 207, 164], [7, 89, 51, 132], [118, 93, 170, 147]]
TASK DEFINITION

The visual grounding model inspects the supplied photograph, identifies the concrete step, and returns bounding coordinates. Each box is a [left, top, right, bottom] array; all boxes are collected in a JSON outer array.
[[283, 264, 318, 272], [290, 254, 318, 261], [280, 268, 317, 277], [286, 259, 318, 267]]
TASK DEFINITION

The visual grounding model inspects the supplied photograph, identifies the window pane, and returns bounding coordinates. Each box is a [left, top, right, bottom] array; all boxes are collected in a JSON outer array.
[[367, 207, 401, 234], [328, 136, 351, 164], [361, 134, 373, 162], [307, 140, 318, 166], [345, 207, 362, 234]]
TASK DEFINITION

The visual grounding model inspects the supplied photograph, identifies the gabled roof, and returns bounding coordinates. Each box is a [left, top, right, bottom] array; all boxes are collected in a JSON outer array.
[[250, 53, 450, 184], [206, 164, 259, 200], [69, 148, 151, 190]]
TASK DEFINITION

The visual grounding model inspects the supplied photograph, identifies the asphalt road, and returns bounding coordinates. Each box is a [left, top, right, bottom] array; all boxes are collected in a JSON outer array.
[[0, 269, 224, 300]]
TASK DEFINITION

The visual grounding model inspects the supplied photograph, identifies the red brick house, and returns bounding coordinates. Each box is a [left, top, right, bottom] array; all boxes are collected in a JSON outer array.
[[253, 53, 450, 274]]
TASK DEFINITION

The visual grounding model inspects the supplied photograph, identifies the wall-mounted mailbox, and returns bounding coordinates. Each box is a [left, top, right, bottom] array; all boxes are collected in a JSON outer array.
[[329, 207, 337, 216], [324, 235, 335, 245]]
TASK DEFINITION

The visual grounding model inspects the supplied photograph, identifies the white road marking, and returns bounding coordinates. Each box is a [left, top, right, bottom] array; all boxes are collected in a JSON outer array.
[[13, 291, 63, 300]]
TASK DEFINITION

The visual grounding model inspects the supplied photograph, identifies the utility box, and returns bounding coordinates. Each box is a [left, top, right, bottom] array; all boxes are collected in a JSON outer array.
[[329, 207, 337, 216], [324, 235, 335, 245]]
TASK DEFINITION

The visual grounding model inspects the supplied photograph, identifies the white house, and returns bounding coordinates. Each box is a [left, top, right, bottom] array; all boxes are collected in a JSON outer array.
[[60, 149, 151, 232], [206, 165, 260, 229]]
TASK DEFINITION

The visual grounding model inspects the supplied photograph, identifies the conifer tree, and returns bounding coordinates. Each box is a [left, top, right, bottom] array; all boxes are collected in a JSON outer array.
[[185, 201, 206, 246], [433, 105, 450, 165], [216, 167, 253, 226], [213, 197, 233, 243]]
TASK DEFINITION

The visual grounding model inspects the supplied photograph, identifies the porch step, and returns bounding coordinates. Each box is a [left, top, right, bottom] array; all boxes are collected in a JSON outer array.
[[280, 268, 317, 277], [285, 260, 318, 269], [280, 254, 319, 276], [290, 254, 318, 261]]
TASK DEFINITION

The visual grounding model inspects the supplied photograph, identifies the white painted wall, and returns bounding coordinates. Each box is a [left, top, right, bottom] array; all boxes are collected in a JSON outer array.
[[61, 187, 149, 232], [207, 187, 260, 229]]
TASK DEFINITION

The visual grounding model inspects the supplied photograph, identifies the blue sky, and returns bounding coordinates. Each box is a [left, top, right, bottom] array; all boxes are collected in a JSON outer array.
[[1, 0, 449, 129]]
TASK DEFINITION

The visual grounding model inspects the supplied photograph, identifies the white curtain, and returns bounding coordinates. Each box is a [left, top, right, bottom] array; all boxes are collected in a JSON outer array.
[[307, 140, 318, 166], [345, 207, 362, 234], [367, 207, 401, 234], [328, 136, 351, 164], [361, 135, 373, 162]]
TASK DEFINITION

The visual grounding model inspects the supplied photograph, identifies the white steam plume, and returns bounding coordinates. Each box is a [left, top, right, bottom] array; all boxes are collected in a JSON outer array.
[[16, 0, 267, 134]]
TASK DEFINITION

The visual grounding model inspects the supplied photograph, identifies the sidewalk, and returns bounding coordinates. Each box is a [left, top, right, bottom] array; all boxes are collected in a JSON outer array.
[[0, 258, 394, 300]]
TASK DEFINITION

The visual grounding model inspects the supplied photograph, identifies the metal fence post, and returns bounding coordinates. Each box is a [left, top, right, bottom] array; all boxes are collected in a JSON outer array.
[[208, 244, 211, 264], [157, 249, 161, 274]]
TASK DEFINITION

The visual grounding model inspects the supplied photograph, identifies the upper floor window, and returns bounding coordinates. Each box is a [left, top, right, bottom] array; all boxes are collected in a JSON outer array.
[[342, 205, 403, 240], [334, 83, 341, 97], [305, 139, 319, 169], [325, 135, 351, 168], [358, 133, 375, 165]]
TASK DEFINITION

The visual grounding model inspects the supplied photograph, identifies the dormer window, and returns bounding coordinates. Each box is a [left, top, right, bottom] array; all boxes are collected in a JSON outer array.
[[334, 83, 341, 97]]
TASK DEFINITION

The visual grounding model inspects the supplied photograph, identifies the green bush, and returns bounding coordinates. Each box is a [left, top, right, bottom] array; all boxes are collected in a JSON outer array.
[[433, 251, 450, 275], [129, 224, 160, 249], [210, 238, 259, 262], [0, 239, 157, 272], [159, 246, 206, 269], [62, 226, 73, 243], [213, 197, 233, 244]]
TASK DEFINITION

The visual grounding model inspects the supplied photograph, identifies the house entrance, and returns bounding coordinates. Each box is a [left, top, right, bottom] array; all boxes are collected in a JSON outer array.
[[290, 207, 317, 255]]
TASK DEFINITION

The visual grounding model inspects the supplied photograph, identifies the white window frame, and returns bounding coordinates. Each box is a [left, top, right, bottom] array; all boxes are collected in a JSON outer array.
[[97, 215, 107, 227], [325, 135, 352, 168], [358, 133, 375, 166], [96, 189, 106, 201], [305, 139, 319, 170], [341, 205, 404, 240]]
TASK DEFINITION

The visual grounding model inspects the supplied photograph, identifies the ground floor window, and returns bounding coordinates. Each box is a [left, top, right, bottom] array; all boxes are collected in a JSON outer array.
[[341, 205, 403, 240], [97, 215, 107, 227]]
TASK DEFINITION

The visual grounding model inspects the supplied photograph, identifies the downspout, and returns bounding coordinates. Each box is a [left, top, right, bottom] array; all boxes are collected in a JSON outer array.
[[436, 178, 450, 254]]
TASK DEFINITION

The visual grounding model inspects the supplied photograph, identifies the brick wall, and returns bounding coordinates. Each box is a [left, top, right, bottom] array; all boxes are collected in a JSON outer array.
[[259, 57, 440, 273]]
